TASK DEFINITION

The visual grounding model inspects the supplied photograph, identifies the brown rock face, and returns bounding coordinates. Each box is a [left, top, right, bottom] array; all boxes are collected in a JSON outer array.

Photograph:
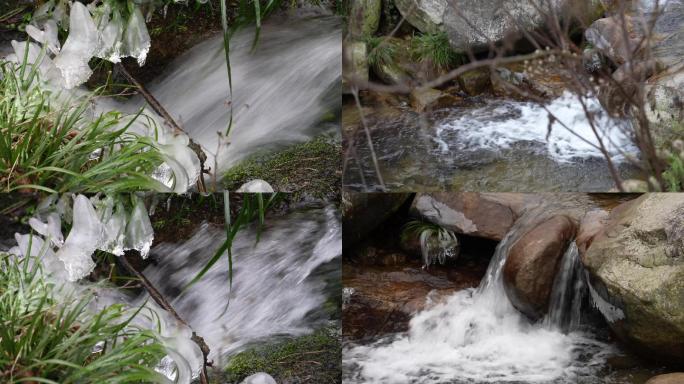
[[645, 373, 684, 384], [342, 263, 480, 340], [410, 193, 529, 241], [503, 215, 577, 319], [342, 192, 411, 248], [576, 209, 609, 259]]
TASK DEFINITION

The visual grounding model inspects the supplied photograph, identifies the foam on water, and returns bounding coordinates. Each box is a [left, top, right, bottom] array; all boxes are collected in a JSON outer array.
[[141, 205, 341, 362], [434, 92, 636, 163], [145, 14, 341, 172], [344, 207, 614, 384]]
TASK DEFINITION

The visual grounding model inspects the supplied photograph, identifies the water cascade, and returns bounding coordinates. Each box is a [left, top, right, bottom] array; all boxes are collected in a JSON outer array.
[[144, 14, 342, 172], [344, 205, 613, 383]]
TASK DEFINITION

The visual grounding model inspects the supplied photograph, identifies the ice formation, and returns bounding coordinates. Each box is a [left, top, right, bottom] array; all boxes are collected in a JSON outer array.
[[2, 1, 202, 193], [10, 194, 156, 282], [241, 373, 277, 384], [236, 179, 275, 193]]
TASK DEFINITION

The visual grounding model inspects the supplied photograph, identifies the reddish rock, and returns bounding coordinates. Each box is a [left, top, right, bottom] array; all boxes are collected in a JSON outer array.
[[410, 193, 531, 241], [503, 215, 577, 319], [576, 209, 609, 259]]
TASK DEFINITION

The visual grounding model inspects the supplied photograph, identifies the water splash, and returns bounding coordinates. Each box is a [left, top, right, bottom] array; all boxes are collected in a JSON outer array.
[[344, 205, 615, 384], [434, 92, 636, 163], [140, 205, 341, 363], [544, 242, 587, 332], [145, 15, 341, 172]]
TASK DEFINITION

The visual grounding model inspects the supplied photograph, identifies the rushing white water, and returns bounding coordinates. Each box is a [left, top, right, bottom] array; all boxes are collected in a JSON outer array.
[[141, 204, 341, 363], [544, 242, 587, 332], [145, 14, 341, 172], [433, 92, 636, 163], [344, 207, 614, 384]]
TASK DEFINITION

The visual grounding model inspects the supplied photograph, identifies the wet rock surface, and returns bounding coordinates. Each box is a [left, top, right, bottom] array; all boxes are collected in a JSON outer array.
[[410, 192, 529, 240], [503, 215, 577, 319], [342, 256, 488, 341], [645, 373, 684, 384], [342, 192, 411, 247], [583, 193, 684, 363]]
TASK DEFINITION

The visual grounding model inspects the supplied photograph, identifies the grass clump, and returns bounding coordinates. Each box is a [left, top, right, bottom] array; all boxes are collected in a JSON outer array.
[[222, 326, 341, 383], [0, 252, 169, 383], [364, 35, 399, 69], [222, 136, 341, 200], [0, 59, 169, 194], [401, 220, 459, 267], [410, 32, 464, 70], [663, 140, 684, 191]]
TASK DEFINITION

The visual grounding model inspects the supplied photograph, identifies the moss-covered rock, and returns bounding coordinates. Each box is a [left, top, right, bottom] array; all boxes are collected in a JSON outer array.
[[348, 0, 382, 38], [222, 326, 341, 384], [222, 136, 341, 201]]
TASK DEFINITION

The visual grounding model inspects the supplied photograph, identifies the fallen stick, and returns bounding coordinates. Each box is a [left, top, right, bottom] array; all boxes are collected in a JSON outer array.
[[115, 63, 209, 193], [119, 252, 211, 384]]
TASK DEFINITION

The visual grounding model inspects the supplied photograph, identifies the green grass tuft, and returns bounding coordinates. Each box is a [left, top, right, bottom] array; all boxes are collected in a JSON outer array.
[[410, 32, 464, 71], [364, 35, 399, 69], [0, 252, 168, 383], [0, 58, 170, 194]]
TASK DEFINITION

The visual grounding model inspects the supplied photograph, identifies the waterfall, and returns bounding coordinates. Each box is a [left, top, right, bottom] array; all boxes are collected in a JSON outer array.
[[143, 14, 341, 173], [138, 204, 341, 365], [544, 242, 587, 332], [344, 206, 614, 384]]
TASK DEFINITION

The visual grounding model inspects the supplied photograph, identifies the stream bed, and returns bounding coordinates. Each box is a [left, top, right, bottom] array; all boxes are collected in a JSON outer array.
[[343, 93, 643, 192]]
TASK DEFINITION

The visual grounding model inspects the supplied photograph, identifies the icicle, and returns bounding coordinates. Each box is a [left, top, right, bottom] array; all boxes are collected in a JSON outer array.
[[154, 134, 201, 193], [26, 19, 61, 55], [96, 9, 124, 63], [55, 195, 105, 281], [125, 196, 154, 258], [93, 196, 127, 256], [28, 212, 64, 247], [53, 2, 99, 89], [241, 373, 277, 384], [123, 7, 151, 66]]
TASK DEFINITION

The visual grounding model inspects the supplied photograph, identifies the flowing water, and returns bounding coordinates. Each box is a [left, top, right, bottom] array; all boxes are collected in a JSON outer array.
[[140, 203, 341, 365], [344, 93, 642, 192], [343, 201, 619, 384], [145, 13, 342, 173]]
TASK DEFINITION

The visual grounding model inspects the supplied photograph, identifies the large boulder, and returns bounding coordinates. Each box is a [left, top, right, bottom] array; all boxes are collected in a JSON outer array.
[[342, 192, 411, 248], [348, 0, 383, 38], [442, 0, 567, 52], [410, 193, 529, 241], [503, 215, 577, 319], [645, 373, 684, 384], [583, 193, 684, 363], [393, 0, 446, 34]]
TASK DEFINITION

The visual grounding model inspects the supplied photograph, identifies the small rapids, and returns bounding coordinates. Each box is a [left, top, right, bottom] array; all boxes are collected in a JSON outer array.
[[432, 93, 635, 163], [140, 204, 341, 363], [344, 93, 640, 192], [343, 204, 615, 384], [145, 14, 342, 172]]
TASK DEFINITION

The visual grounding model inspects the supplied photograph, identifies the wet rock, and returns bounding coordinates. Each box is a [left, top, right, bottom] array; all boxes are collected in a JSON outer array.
[[409, 87, 461, 112], [585, 15, 643, 66], [503, 215, 577, 319], [457, 68, 492, 95], [410, 193, 527, 241], [576, 209, 609, 258], [645, 373, 684, 384], [348, 0, 382, 38], [393, 0, 446, 34], [355, 246, 410, 266], [442, 0, 568, 52], [342, 40, 368, 93], [342, 192, 411, 247], [342, 263, 477, 340], [583, 193, 684, 363], [491, 60, 570, 100]]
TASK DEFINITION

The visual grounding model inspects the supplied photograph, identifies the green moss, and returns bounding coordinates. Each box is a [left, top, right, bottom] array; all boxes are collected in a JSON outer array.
[[222, 326, 341, 384], [222, 136, 341, 201]]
